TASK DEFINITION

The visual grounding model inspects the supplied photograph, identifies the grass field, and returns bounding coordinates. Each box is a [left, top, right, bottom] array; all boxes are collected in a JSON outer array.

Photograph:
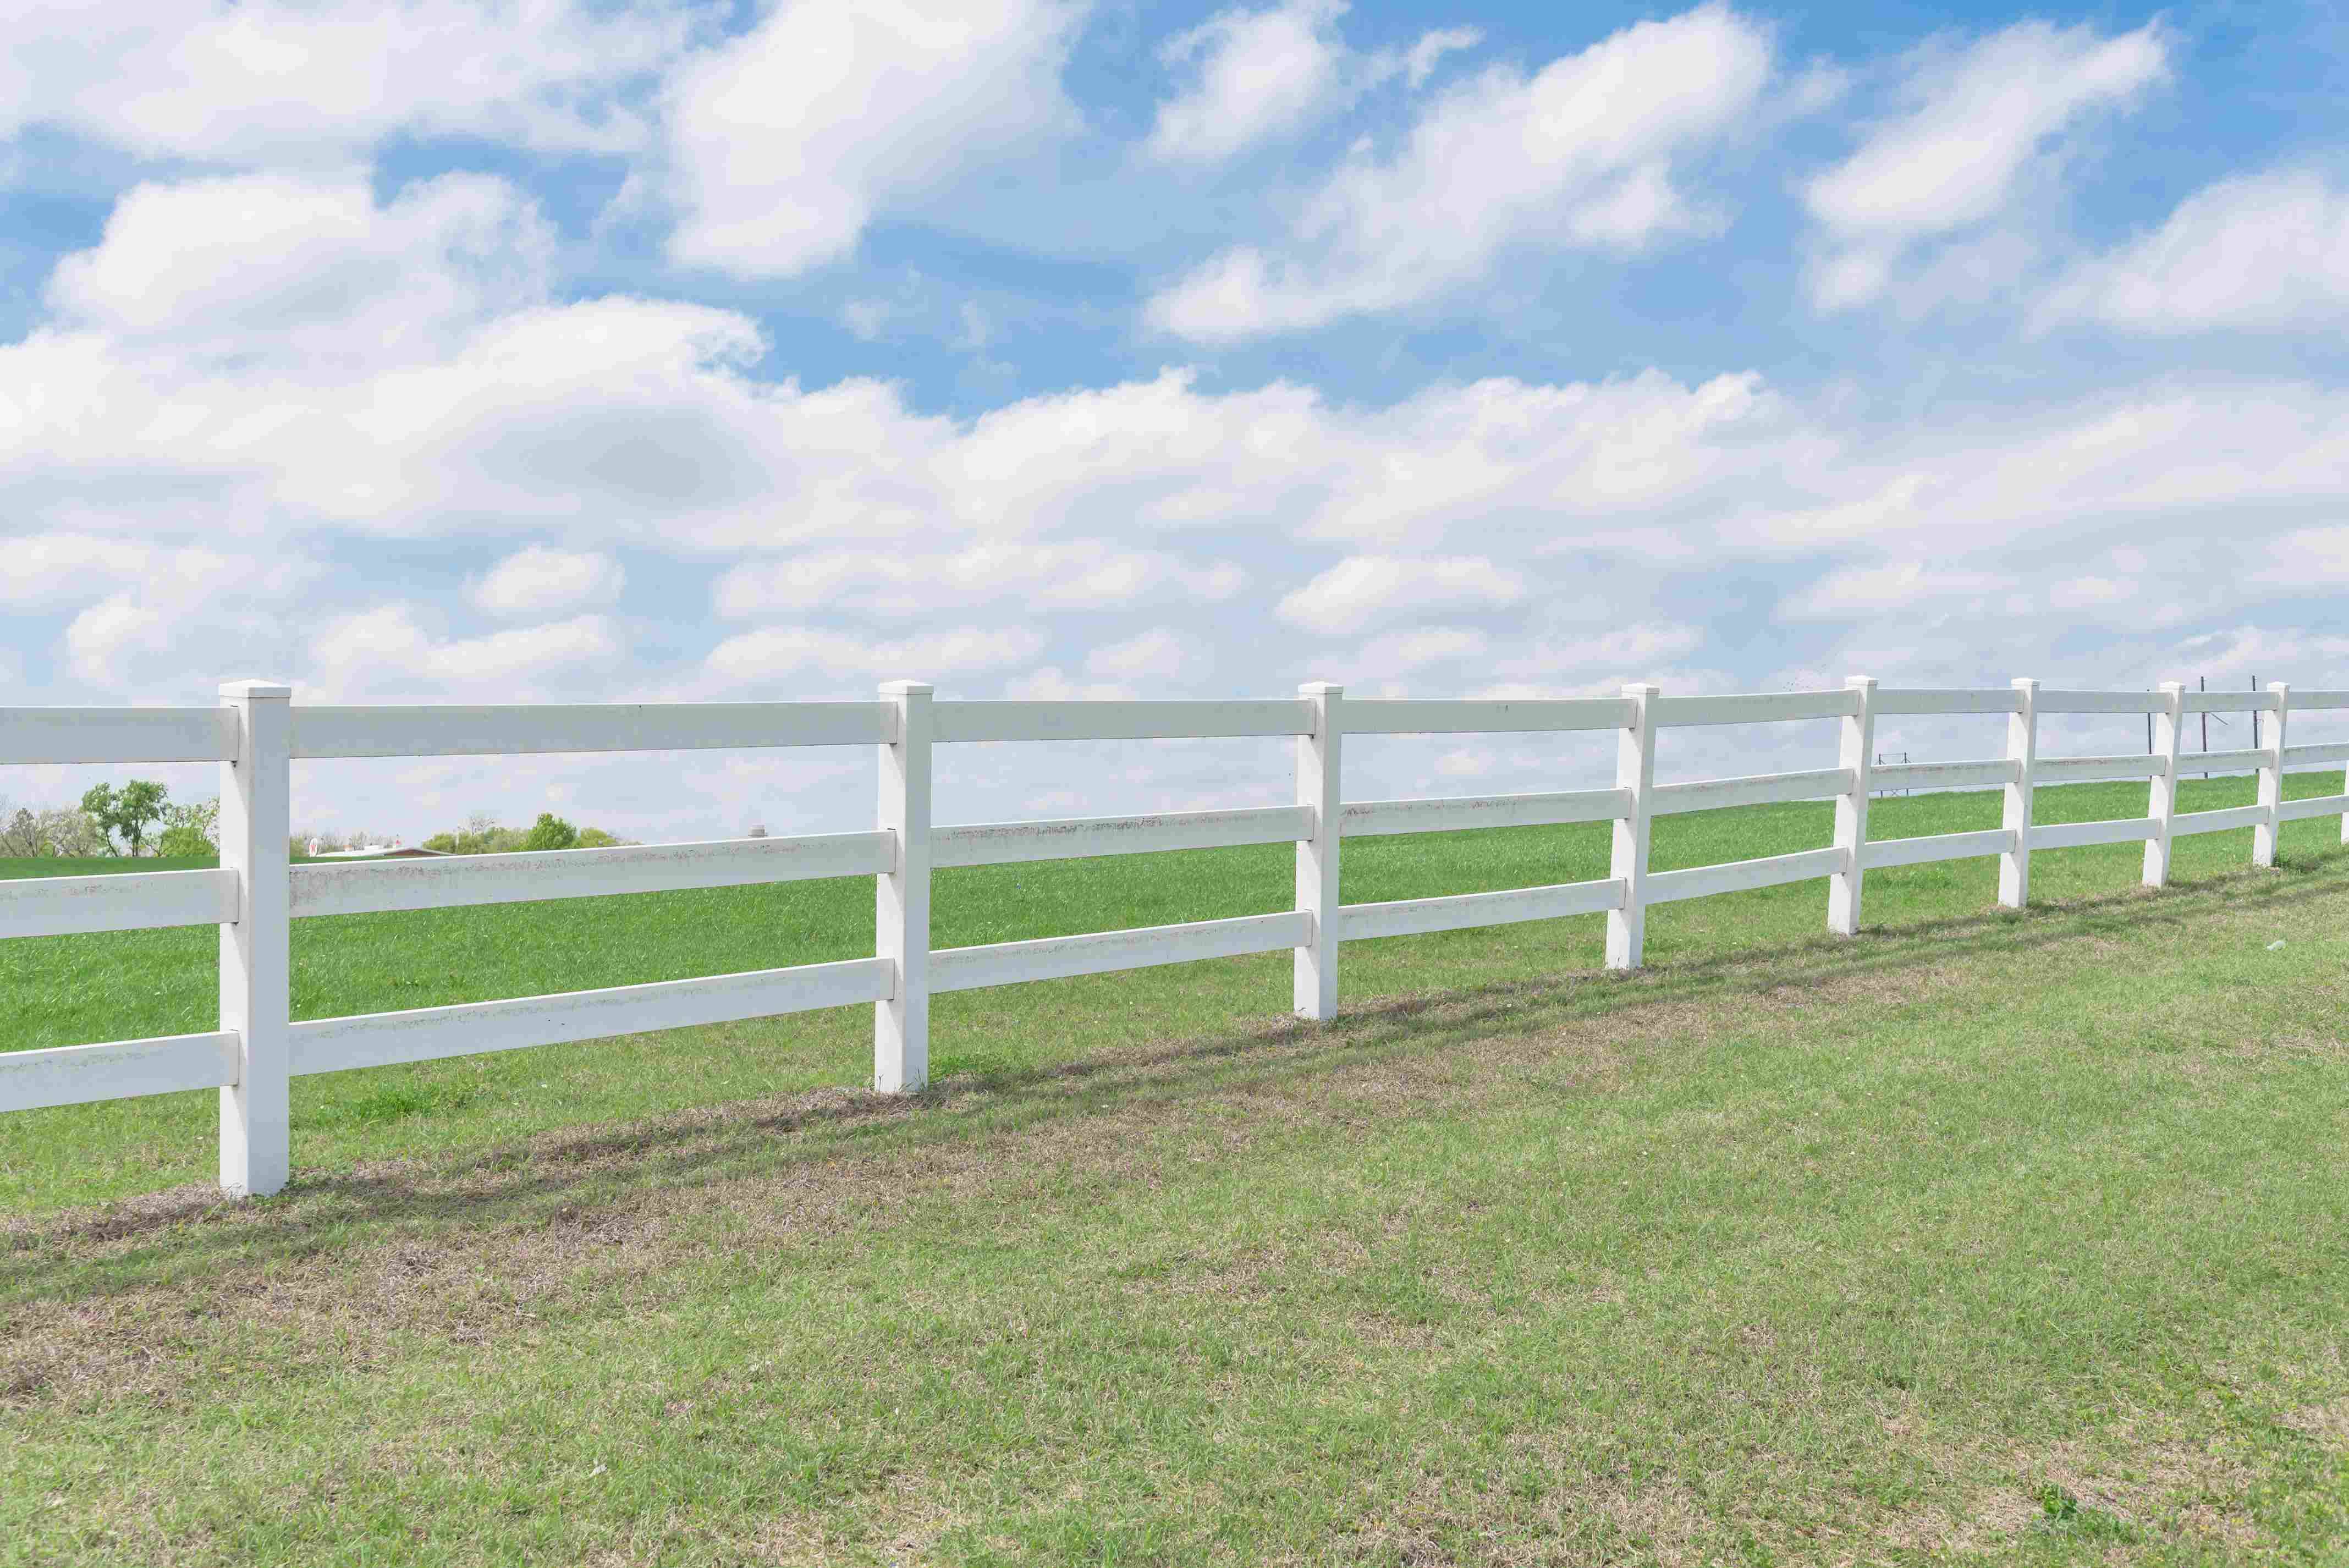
[[5, 774, 2349, 1564]]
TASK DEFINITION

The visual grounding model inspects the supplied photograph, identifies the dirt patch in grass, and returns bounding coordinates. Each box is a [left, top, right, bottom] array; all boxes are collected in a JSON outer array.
[[2280, 1400, 2349, 1448], [1877, 1427, 2267, 1557]]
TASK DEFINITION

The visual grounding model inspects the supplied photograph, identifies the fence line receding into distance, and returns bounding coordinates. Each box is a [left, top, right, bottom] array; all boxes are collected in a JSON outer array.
[[4, 676, 2345, 1197]]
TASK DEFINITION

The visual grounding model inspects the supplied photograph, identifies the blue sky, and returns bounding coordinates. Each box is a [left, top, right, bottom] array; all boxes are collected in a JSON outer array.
[[2, 0, 2346, 841]]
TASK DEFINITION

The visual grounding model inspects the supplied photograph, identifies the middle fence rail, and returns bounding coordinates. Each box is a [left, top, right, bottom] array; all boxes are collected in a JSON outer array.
[[5, 675, 2346, 1198]]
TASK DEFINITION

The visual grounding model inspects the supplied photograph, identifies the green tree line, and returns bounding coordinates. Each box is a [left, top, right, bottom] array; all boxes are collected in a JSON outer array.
[[1, 784, 218, 857], [420, 812, 624, 855], [1, 785, 625, 860]]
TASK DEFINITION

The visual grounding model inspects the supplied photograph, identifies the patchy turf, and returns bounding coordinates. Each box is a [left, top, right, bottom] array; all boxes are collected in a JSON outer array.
[[4, 796, 2348, 1564]]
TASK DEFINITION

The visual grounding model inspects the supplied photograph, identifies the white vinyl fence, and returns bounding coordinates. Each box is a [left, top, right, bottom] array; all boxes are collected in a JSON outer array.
[[5, 676, 2346, 1197]]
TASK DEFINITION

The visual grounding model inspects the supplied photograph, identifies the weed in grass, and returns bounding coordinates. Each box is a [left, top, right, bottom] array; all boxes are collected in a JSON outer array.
[[2033, 1483, 2136, 1542], [306, 1077, 486, 1130]]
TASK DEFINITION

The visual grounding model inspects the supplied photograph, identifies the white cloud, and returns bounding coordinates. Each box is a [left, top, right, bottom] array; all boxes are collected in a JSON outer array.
[[2038, 168, 2349, 334], [2253, 527, 2349, 587], [1277, 555, 1523, 635], [662, 0, 1086, 277], [1086, 628, 1200, 681], [0, 0, 687, 163], [308, 607, 621, 698], [1404, 27, 1483, 89], [63, 596, 174, 686], [471, 546, 626, 615], [1351, 626, 1489, 680], [1145, 3, 1483, 167], [712, 541, 1245, 618], [1802, 19, 2168, 310], [0, 535, 187, 606], [45, 172, 552, 366], [8, 533, 316, 689], [1, 179, 1789, 565], [1781, 560, 2014, 618], [1146, 3, 1772, 339], [840, 300, 895, 342], [1001, 666, 1137, 702], [1491, 624, 1706, 690], [702, 625, 1046, 688], [1147, 0, 1350, 164]]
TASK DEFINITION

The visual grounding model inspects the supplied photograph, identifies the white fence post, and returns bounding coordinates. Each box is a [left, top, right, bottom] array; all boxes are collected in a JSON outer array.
[[2143, 681, 2185, 887], [874, 679, 933, 1092], [1828, 675, 1876, 936], [1294, 681, 1343, 1021], [218, 680, 291, 1197], [2256, 681, 2289, 868], [1999, 677, 2038, 909], [1607, 683, 1659, 970]]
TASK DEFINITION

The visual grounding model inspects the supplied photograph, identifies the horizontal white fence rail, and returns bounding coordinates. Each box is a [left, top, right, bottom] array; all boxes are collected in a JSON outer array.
[[2, 1032, 243, 1113], [285, 959, 896, 1077], [1338, 789, 1627, 836], [932, 806, 1308, 867], [0, 867, 238, 939], [1336, 878, 1625, 942], [930, 912, 1308, 994], [291, 832, 897, 917], [5, 672, 2342, 1198], [289, 701, 898, 757]]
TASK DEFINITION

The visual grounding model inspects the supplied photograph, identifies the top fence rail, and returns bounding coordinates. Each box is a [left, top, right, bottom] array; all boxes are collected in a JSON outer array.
[[24, 682, 2330, 766]]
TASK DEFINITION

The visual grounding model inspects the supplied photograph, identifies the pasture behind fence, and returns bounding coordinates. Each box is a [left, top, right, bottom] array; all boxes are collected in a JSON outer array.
[[4, 676, 2346, 1198]]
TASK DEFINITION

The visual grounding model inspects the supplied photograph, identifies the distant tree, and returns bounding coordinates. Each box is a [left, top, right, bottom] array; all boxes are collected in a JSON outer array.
[[0, 804, 38, 857], [37, 807, 104, 857], [574, 827, 620, 848], [156, 798, 221, 859], [522, 812, 578, 851], [81, 780, 169, 856]]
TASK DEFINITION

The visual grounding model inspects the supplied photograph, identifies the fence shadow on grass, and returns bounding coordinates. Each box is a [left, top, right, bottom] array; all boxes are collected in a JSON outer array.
[[9, 847, 2344, 1307]]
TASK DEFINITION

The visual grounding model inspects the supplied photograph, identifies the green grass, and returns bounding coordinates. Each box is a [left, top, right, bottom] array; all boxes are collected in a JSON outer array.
[[4, 774, 2349, 1563], [1, 773, 2340, 1213]]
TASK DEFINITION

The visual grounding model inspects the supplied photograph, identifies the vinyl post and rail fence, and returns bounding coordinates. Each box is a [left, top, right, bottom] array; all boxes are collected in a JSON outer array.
[[4, 676, 2345, 1197]]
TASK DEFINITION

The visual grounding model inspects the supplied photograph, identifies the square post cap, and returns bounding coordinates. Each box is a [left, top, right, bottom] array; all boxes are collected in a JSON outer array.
[[219, 680, 292, 700], [1298, 681, 1343, 695], [877, 680, 934, 696]]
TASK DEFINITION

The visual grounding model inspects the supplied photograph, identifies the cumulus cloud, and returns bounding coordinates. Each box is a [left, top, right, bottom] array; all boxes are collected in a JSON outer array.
[[702, 625, 1046, 687], [1143, 1, 1478, 167], [1277, 555, 1523, 635], [2037, 168, 2349, 334], [1801, 19, 2168, 310], [712, 542, 1245, 618], [1148, 0, 1351, 164], [661, 0, 1086, 277], [308, 606, 621, 698], [1146, 3, 1772, 339], [1350, 626, 1489, 684], [0, 0, 687, 162], [471, 547, 626, 615], [45, 172, 553, 366], [1086, 628, 1201, 680]]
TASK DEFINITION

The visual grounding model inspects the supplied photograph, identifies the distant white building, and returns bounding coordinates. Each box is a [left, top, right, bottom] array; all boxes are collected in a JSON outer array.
[[304, 839, 445, 860]]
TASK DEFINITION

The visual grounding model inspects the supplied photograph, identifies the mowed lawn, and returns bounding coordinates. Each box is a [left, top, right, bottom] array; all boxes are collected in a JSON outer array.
[[4, 774, 2349, 1564]]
